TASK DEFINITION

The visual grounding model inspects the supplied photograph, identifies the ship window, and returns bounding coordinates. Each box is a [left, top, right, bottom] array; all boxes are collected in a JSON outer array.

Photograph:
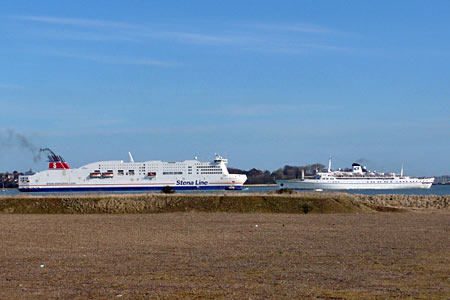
[[118, 170, 124, 175], [129, 170, 135, 175]]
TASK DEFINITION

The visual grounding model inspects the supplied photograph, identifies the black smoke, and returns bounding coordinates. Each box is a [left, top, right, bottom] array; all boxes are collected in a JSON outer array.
[[1, 129, 46, 161], [39, 148, 65, 162]]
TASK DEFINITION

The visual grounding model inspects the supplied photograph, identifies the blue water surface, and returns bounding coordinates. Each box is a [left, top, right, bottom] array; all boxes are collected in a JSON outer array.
[[1, 185, 449, 196]]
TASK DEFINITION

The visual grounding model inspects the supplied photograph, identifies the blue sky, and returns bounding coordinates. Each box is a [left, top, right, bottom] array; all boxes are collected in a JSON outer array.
[[1, 1, 449, 176]]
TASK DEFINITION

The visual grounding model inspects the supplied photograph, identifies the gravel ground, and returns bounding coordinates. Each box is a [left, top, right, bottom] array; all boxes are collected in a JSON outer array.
[[1, 213, 449, 299]]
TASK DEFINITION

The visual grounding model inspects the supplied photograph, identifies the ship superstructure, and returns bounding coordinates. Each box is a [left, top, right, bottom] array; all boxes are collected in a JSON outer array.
[[276, 158, 434, 190], [19, 152, 247, 192]]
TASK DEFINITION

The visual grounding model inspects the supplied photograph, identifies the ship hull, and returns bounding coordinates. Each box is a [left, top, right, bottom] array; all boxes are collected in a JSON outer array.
[[276, 179, 434, 190], [19, 184, 242, 192]]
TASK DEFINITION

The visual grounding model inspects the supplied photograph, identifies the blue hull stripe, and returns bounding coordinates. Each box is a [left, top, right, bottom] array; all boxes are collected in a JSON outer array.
[[19, 185, 242, 192]]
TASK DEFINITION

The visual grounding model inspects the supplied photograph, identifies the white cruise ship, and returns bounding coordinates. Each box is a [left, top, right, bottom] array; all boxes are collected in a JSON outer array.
[[276, 158, 434, 190], [19, 150, 247, 192]]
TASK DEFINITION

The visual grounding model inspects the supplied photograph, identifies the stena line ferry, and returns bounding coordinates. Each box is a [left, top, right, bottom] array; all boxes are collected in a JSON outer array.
[[19, 150, 247, 192]]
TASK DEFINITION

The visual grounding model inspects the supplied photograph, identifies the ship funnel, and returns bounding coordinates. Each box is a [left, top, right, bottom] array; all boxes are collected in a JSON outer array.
[[40, 148, 70, 169], [128, 152, 135, 163]]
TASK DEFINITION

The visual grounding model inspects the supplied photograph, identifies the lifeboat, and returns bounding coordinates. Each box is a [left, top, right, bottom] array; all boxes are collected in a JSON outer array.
[[102, 172, 114, 178], [89, 172, 102, 178]]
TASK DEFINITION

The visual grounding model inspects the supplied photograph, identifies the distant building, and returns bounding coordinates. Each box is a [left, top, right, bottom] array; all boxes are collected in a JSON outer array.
[[1, 171, 24, 188], [434, 176, 450, 185]]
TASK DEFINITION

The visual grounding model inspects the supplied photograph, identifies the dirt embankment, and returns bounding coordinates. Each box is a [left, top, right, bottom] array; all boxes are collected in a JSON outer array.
[[0, 192, 448, 214]]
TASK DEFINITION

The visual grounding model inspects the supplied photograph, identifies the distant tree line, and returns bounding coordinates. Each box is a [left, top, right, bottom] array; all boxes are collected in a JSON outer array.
[[229, 163, 326, 184], [0, 171, 22, 189]]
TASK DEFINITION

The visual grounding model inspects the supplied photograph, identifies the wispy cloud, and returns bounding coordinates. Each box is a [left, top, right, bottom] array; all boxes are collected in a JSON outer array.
[[14, 15, 137, 30], [46, 51, 178, 67], [132, 30, 247, 46], [36, 124, 231, 137], [200, 104, 337, 117], [21, 16, 328, 37], [0, 83, 22, 89], [12, 15, 353, 53], [13, 15, 247, 46], [241, 23, 339, 34], [246, 43, 352, 55], [35, 28, 140, 42]]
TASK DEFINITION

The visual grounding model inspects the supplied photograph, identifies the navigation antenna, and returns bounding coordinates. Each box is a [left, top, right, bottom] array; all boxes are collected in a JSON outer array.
[[128, 152, 135, 163]]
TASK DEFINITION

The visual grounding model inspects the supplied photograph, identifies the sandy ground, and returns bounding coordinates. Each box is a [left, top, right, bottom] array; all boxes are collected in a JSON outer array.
[[0, 213, 449, 299]]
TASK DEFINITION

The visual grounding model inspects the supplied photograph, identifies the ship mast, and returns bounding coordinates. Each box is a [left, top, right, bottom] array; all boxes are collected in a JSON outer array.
[[328, 156, 332, 172], [128, 152, 135, 163]]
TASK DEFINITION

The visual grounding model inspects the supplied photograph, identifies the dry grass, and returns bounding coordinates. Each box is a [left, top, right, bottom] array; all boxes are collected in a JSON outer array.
[[1, 192, 447, 214], [0, 213, 449, 299], [353, 193, 449, 210], [0, 193, 369, 214]]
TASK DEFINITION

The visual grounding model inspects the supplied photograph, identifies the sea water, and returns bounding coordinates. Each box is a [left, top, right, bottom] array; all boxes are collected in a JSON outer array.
[[1, 185, 450, 196]]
